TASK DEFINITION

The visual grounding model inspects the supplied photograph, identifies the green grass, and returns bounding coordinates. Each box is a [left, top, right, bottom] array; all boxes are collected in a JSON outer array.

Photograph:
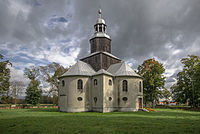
[[0, 108, 199, 134]]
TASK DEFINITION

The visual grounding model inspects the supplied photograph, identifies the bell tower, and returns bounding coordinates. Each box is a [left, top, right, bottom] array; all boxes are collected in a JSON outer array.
[[90, 9, 111, 53], [81, 9, 121, 71]]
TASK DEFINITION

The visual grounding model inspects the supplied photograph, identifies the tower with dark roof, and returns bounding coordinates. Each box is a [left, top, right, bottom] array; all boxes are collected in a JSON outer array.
[[80, 9, 121, 71]]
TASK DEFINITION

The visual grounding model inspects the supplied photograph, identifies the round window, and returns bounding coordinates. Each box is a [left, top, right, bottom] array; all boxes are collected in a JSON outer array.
[[122, 97, 128, 101], [109, 97, 112, 101], [77, 97, 83, 101]]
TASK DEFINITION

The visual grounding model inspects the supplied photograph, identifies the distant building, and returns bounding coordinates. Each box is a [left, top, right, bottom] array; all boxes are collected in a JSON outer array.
[[58, 9, 143, 112]]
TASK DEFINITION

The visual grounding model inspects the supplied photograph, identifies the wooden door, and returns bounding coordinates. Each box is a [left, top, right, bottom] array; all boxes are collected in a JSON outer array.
[[138, 98, 142, 109]]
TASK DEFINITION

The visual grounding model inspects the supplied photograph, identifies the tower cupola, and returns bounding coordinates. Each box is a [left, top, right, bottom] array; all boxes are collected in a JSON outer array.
[[92, 9, 110, 39], [90, 9, 111, 53]]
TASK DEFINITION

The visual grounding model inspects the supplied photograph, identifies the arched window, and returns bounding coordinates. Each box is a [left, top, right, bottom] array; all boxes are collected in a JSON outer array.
[[95, 26, 98, 32], [139, 81, 142, 92], [94, 79, 97, 85], [62, 80, 65, 87], [99, 25, 102, 32], [109, 79, 112, 86], [77, 79, 83, 90], [122, 80, 128, 92]]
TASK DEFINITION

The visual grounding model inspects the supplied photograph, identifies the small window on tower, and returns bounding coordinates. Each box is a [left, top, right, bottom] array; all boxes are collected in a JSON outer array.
[[99, 25, 102, 32], [95, 26, 98, 32]]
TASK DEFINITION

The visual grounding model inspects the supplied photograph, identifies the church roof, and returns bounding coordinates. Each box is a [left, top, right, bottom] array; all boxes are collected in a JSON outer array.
[[107, 61, 141, 77], [61, 60, 95, 77], [94, 69, 113, 76], [96, 18, 105, 24], [81, 51, 120, 60], [91, 32, 110, 39]]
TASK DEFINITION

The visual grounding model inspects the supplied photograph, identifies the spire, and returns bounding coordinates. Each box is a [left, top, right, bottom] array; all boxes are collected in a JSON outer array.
[[98, 9, 102, 18]]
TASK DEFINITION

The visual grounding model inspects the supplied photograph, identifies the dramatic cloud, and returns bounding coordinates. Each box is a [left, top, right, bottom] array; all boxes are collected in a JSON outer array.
[[1, 0, 200, 90]]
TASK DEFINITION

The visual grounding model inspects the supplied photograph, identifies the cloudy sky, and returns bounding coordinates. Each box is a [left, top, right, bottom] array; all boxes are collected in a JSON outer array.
[[1, 0, 200, 90]]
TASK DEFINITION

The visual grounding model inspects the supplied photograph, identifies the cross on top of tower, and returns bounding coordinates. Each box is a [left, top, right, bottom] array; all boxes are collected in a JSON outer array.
[[98, 9, 102, 18]]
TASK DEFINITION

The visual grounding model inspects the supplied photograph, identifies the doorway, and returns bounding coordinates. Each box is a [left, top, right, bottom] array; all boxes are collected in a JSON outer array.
[[138, 98, 142, 109]]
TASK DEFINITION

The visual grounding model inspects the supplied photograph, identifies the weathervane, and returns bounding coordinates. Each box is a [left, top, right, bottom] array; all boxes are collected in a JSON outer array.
[[98, 9, 102, 18]]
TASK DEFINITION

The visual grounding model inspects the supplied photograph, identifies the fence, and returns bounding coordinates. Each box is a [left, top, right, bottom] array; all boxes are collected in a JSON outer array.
[[0, 105, 58, 109]]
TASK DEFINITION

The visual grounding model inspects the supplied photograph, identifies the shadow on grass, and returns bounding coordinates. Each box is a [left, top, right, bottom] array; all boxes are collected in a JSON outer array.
[[27, 108, 58, 112]]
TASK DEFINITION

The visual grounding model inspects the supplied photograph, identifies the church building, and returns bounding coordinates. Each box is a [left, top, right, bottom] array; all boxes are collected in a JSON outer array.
[[58, 10, 143, 112]]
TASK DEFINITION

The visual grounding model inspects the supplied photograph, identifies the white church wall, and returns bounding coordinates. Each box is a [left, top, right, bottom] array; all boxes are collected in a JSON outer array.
[[91, 75, 103, 112], [115, 77, 143, 112], [103, 75, 116, 112], [59, 76, 90, 112]]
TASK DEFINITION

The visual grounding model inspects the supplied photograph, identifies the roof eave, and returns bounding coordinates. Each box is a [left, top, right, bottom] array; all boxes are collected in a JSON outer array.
[[59, 74, 92, 78]]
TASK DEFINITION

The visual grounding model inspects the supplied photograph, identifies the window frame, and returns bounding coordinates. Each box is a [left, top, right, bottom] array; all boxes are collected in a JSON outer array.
[[109, 79, 112, 86], [94, 79, 98, 86], [77, 79, 83, 90], [62, 80, 65, 87], [122, 80, 128, 92], [139, 81, 142, 92], [122, 97, 128, 101], [77, 97, 83, 101]]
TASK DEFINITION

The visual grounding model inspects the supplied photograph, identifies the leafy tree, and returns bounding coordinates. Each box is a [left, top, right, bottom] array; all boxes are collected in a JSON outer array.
[[10, 80, 25, 104], [138, 58, 166, 107], [24, 66, 42, 105], [171, 55, 200, 107], [160, 88, 172, 105], [193, 62, 200, 107], [25, 79, 42, 105], [39, 62, 67, 97], [0, 54, 11, 102]]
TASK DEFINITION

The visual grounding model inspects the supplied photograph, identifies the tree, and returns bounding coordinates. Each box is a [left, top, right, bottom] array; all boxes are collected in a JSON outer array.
[[24, 66, 42, 105], [160, 88, 172, 105], [39, 62, 67, 97], [138, 58, 166, 107], [171, 55, 200, 107], [10, 80, 25, 104], [0, 54, 11, 102], [25, 79, 42, 105], [193, 62, 200, 107]]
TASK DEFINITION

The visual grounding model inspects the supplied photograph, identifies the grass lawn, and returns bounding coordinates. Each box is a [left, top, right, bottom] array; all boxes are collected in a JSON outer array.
[[0, 108, 199, 134]]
